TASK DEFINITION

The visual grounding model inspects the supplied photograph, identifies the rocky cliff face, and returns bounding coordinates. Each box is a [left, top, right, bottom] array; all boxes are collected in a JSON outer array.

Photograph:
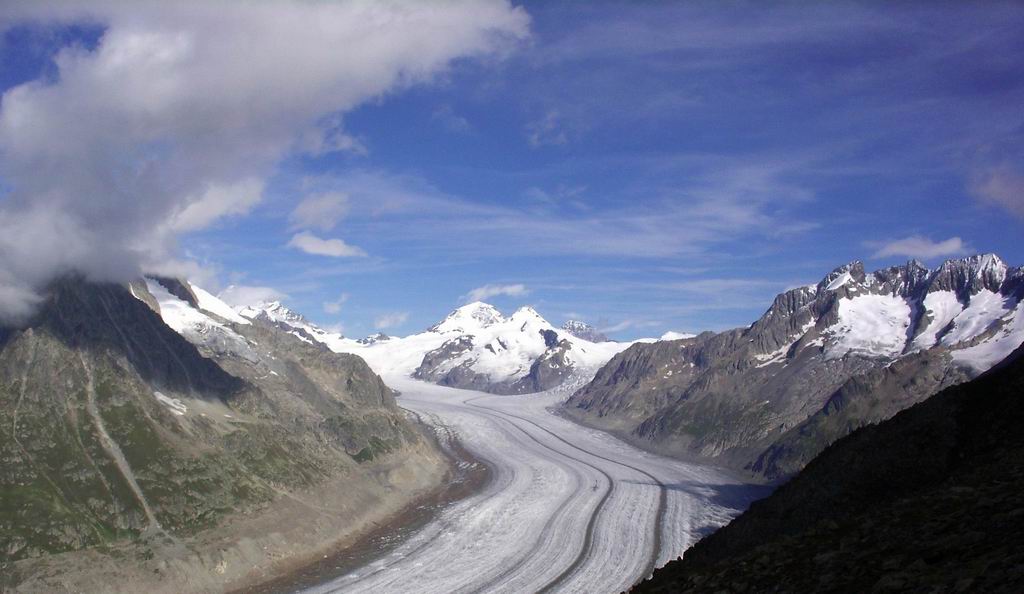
[[0, 277, 444, 591], [565, 254, 1024, 480], [632, 344, 1024, 593]]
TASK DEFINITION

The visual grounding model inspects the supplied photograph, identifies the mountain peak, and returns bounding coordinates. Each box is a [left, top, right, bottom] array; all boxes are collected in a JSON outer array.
[[237, 300, 308, 326], [357, 332, 390, 345], [963, 253, 1007, 278], [430, 301, 505, 333], [928, 253, 1010, 296], [511, 305, 543, 319], [819, 261, 865, 292], [562, 320, 609, 343]]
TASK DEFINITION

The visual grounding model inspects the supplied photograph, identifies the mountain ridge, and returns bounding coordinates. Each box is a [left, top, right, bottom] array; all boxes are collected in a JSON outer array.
[[1, 276, 447, 592], [565, 253, 1024, 480], [231, 298, 634, 395]]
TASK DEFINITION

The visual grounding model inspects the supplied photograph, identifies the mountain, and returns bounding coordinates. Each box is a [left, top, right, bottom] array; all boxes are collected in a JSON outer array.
[[565, 254, 1024, 480], [235, 300, 634, 394], [357, 332, 390, 345], [412, 303, 631, 394], [632, 343, 1024, 593], [561, 320, 609, 343], [1, 277, 446, 592]]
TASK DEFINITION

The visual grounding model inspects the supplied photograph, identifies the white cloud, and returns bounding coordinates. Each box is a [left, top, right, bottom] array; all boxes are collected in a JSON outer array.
[[374, 311, 409, 330], [145, 256, 220, 290], [526, 109, 568, 147], [218, 284, 287, 307], [0, 1, 529, 320], [432, 104, 472, 133], [0, 279, 43, 324], [321, 322, 347, 335], [309, 157, 817, 261], [323, 292, 349, 315], [287, 231, 366, 258], [870, 235, 970, 260], [289, 191, 351, 232], [466, 283, 529, 302], [523, 184, 588, 211], [600, 318, 662, 334], [169, 178, 265, 232], [970, 165, 1024, 219]]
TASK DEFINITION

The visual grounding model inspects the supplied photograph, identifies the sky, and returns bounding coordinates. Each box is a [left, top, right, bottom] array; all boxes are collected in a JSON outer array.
[[0, 1, 1022, 339]]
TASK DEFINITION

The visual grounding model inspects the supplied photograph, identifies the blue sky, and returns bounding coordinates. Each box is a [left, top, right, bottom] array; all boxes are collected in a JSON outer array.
[[1, 1, 1022, 338]]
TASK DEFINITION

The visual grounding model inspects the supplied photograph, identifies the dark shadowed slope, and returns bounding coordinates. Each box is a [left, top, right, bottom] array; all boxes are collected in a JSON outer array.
[[631, 344, 1024, 593]]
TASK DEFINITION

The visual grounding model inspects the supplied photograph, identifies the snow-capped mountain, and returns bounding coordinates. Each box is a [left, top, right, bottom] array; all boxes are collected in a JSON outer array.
[[566, 254, 1024, 480], [357, 332, 390, 345], [429, 301, 505, 333], [228, 299, 434, 375], [223, 299, 632, 394], [561, 320, 609, 343], [235, 300, 339, 345], [412, 303, 631, 394], [139, 277, 260, 362], [751, 253, 1024, 371]]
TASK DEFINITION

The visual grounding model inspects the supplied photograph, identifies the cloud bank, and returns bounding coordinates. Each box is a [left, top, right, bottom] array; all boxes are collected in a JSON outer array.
[[870, 236, 970, 260], [970, 165, 1024, 219], [217, 284, 287, 307], [466, 283, 529, 302], [288, 192, 353, 232], [287, 231, 366, 258], [0, 0, 528, 322], [322, 292, 349, 315], [374, 311, 409, 330]]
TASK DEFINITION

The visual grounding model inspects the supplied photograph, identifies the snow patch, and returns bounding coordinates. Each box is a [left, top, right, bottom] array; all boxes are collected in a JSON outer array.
[[941, 290, 1012, 346], [660, 331, 696, 341], [911, 290, 962, 350], [826, 294, 911, 359], [153, 391, 187, 416], [191, 283, 250, 325], [826, 271, 853, 291], [952, 299, 1024, 371], [146, 279, 255, 359]]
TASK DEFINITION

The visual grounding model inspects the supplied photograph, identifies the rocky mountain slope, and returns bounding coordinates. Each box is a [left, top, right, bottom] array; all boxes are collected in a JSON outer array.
[[235, 300, 632, 395], [0, 277, 446, 593], [566, 254, 1024, 480], [632, 343, 1024, 593]]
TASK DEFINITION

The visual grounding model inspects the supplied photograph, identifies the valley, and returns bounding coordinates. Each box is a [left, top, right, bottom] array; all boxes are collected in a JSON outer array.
[[6, 255, 1019, 593], [302, 376, 767, 594]]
